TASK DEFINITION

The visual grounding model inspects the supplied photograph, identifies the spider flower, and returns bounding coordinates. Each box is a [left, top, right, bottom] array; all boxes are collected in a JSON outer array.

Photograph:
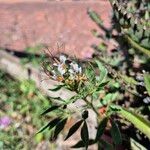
[[47, 54, 87, 90]]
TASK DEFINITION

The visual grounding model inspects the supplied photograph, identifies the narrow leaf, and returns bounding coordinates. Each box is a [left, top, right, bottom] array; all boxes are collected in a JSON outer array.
[[48, 118, 62, 130], [113, 106, 150, 139], [96, 81, 109, 92], [53, 118, 68, 140], [36, 117, 61, 134], [81, 121, 89, 149], [96, 117, 108, 141], [95, 60, 108, 83], [130, 138, 147, 150], [49, 84, 64, 91], [36, 121, 52, 134], [41, 105, 60, 115], [110, 120, 122, 145], [71, 139, 96, 148], [144, 74, 150, 96], [65, 120, 83, 140]]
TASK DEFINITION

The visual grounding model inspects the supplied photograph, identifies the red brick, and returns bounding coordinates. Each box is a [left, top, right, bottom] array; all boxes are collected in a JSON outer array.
[[0, 1, 112, 58]]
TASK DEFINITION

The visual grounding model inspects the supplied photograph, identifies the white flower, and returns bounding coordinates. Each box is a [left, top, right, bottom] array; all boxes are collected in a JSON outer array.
[[78, 67, 82, 74], [58, 64, 66, 75], [70, 62, 82, 74], [59, 55, 67, 63], [68, 69, 75, 74]]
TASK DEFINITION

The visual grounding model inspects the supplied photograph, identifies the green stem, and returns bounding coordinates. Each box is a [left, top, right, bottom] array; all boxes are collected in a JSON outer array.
[[124, 34, 150, 57]]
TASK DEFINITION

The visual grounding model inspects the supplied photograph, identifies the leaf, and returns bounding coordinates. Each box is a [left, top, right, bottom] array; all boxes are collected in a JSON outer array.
[[41, 105, 60, 115], [124, 34, 150, 57], [49, 84, 64, 91], [95, 117, 108, 141], [82, 110, 89, 120], [88, 9, 103, 26], [52, 118, 68, 140], [71, 139, 96, 148], [110, 120, 122, 145], [65, 120, 83, 140], [81, 121, 89, 149], [95, 60, 108, 83], [114, 106, 150, 139], [130, 138, 147, 150], [144, 74, 150, 96], [98, 139, 114, 150], [36, 117, 61, 134], [99, 92, 118, 107], [48, 118, 62, 130], [141, 38, 150, 49], [96, 81, 109, 92], [49, 96, 65, 101]]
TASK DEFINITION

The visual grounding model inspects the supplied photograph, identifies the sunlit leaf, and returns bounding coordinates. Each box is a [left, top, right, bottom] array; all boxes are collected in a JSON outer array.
[[41, 105, 60, 115], [144, 74, 150, 96], [110, 120, 122, 145], [111, 105, 150, 139], [130, 138, 147, 150], [65, 120, 83, 140], [95, 117, 108, 141], [81, 121, 89, 149], [96, 81, 109, 92], [99, 92, 118, 107], [95, 60, 108, 83]]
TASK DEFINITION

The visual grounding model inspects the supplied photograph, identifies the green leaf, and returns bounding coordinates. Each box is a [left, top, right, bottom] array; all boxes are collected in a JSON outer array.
[[0, 141, 3, 149], [71, 139, 96, 148], [144, 74, 150, 96], [36, 117, 61, 134], [49, 84, 64, 91], [124, 34, 150, 57], [81, 121, 89, 149], [88, 9, 103, 26], [65, 120, 83, 140], [52, 118, 68, 140], [36, 122, 52, 134], [96, 81, 109, 92], [41, 105, 60, 115], [114, 106, 150, 139], [141, 38, 150, 49], [95, 60, 108, 83], [99, 92, 118, 107], [130, 138, 147, 150], [48, 118, 62, 130], [110, 120, 122, 145], [98, 139, 113, 150], [95, 117, 108, 141], [85, 66, 95, 82]]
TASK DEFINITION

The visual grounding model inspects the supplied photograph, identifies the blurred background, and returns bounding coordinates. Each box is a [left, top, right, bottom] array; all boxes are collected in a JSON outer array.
[[0, 0, 112, 149]]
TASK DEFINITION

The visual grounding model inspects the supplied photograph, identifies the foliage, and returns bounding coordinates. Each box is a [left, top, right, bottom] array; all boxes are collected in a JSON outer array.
[[0, 70, 53, 149], [39, 0, 150, 149]]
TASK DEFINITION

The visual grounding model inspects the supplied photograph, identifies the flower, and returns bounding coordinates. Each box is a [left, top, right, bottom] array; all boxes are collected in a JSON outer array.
[[58, 63, 67, 75], [0, 116, 11, 129], [70, 62, 82, 74], [59, 55, 67, 63]]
